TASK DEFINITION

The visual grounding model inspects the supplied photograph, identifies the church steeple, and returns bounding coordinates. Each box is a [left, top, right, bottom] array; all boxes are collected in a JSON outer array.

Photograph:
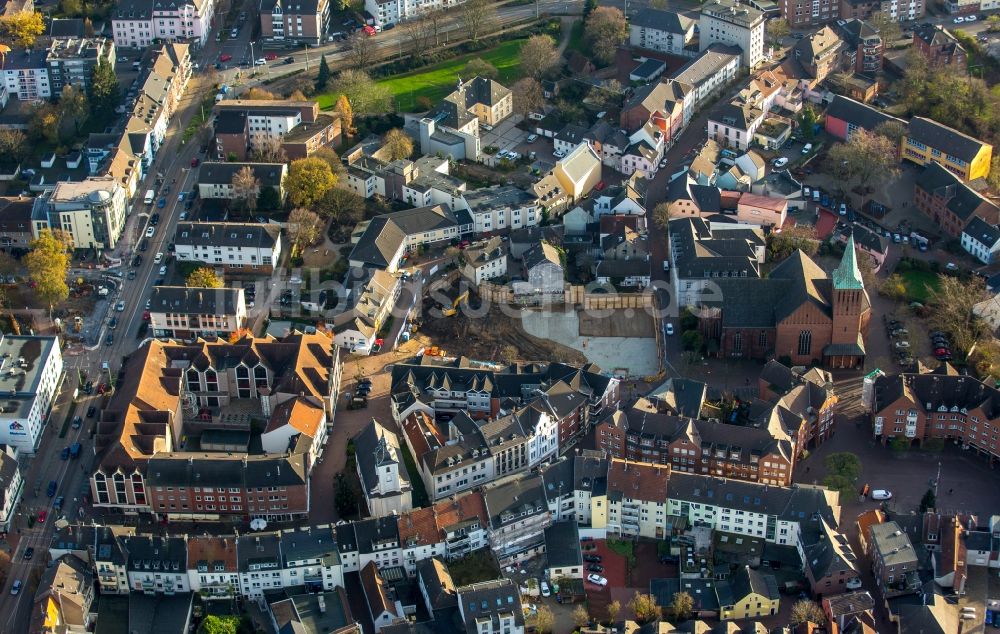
[[833, 234, 864, 291]]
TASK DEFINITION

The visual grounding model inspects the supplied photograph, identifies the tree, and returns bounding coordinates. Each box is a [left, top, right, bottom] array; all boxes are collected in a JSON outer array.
[[519, 35, 560, 79], [186, 267, 223, 288], [669, 592, 694, 621], [827, 129, 899, 204], [534, 606, 555, 634], [287, 157, 337, 208], [927, 275, 990, 355], [874, 120, 907, 147], [606, 599, 622, 624], [572, 605, 590, 629], [25, 229, 70, 314], [335, 70, 393, 114], [245, 87, 277, 100], [681, 330, 703, 353], [825, 452, 862, 481], [231, 165, 260, 212], [402, 14, 435, 60], [311, 147, 343, 175], [252, 136, 287, 163], [583, 0, 598, 20], [511, 77, 544, 118], [29, 103, 59, 144], [83, 16, 94, 37], [316, 54, 331, 91], [382, 128, 413, 161], [319, 187, 366, 225], [197, 615, 241, 634], [585, 7, 628, 66], [652, 203, 672, 229], [59, 0, 82, 17], [798, 105, 818, 141], [790, 600, 826, 626], [334, 475, 358, 517], [58, 85, 89, 138], [499, 344, 518, 364], [460, 0, 497, 44], [880, 273, 909, 301], [287, 89, 308, 102], [463, 57, 498, 80], [766, 18, 790, 47], [89, 59, 120, 123], [919, 488, 936, 513], [0, 129, 27, 165], [628, 592, 660, 623], [870, 11, 902, 44], [767, 225, 819, 261], [347, 31, 376, 70], [335, 94, 354, 135], [988, 14, 1000, 32], [258, 186, 281, 211], [287, 208, 323, 255], [987, 155, 1000, 192], [1, 11, 45, 47]]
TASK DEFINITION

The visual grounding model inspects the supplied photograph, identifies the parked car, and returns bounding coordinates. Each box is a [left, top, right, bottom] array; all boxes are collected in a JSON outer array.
[[37, 510, 47, 523], [583, 554, 601, 563], [265, 52, 278, 60], [146, 226, 155, 237], [60, 447, 70, 460], [72, 416, 82, 429], [772, 157, 788, 169], [587, 574, 608, 586], [87, 405, 97, 418], [894, 341, 910, 349], [10, 580, 21, 595], [526, 134, 538, 143], [115, 301, 125, 312], [588, 564, 604, 573], [22, 548, 33, 561], [540, 581, 550, 597], [801, 143, 813, 154], [871, 489, 892, 500], [665, 323, 674, 335]]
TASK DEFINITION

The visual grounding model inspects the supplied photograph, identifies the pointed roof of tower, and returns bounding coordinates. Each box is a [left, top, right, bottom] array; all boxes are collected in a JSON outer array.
[[833, 234, 864, 290]]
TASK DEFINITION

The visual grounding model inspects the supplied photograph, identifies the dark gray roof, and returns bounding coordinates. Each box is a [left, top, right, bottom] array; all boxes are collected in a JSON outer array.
[[353, 419, 410, 499], [123, 535, 187, 572], [650, 578, 719, 611], [352, 516, 401, 555], [457, 580, 524, 634], [555, 124, 589, 145], [350, 205, 467, 269], [279, 525, 341, 566], [914, 23, 965, 52], [146, 452, 307, 489], [543, 521, 582, 568], [483, 475, 547, 530], [174, 222, 280, 249], [803, 519, 858, 582], [647, 377, 707, 418], [870, 522, 918, 566], [49, 18, 85, 38], [198, 162, 285, 188], [214, 110, 248, 134], [908, 117, 989, 163], [666, 472, 836, 526], [416, 558, 458, 611], [149, 286, 243, 316], [462, 185, 536, 212], [715, 566, 779, 607], [127, 593, 193, 634], [596, 259, 650, 278], [541, 458, 574, 500], [825, 95, 899, 133], [916, 163, 998, 222], [962, 216, 1000, 248], [872, 365, 1000, 419], [237, 532, 282, 571], [709, 101, 763, 131], [464, 236, 507, 267], [631, 7, 693, 34]]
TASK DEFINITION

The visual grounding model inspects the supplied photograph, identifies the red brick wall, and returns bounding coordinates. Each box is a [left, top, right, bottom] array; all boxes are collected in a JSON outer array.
[[775, 303, 834, 366]]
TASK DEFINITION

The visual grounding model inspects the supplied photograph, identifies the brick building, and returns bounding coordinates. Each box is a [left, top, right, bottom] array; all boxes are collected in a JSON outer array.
[[698, 236, 870, 368], [912, 24, 967, 72], [913, 163, 1000, 238]]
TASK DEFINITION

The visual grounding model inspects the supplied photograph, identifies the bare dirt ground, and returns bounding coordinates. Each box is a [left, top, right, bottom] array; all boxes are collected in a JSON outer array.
[[578, 308, 655, 338], [416, 306, 587, 364]]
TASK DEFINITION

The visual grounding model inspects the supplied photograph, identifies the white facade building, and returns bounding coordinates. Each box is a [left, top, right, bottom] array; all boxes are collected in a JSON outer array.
[[173, 222, 282, 272], [113, 0, 216, 48], [0, 336, 64, 454], [699, 0, 766, 69]]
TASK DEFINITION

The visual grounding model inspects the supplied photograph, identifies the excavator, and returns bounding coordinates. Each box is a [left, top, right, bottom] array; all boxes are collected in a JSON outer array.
[[441, 291, 469, 317]]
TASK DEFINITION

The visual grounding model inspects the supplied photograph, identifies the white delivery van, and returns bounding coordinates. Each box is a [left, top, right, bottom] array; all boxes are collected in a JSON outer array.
[[143, 189, 155, 204]]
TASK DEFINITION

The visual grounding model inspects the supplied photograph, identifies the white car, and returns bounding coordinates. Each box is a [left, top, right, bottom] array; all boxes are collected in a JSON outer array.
[[772, 157, 789, 169], [158, 265, 167, 276], [659, 158, 669, 168], [954, 16, 965, 23], [553, 149, 566, 158], [526, 134, 538, 143], [153, 252, 163, 264], [587, 573, 608, 587], [145, 226, 155, 238], [540, 580, 551, 597], [665, 323, 674, 335], [801, 143, 813, 155], [965, 14, 976, 21], [871, 489, 892, 500], [254, 58, 266, 66], [115, 301, 125, 312]]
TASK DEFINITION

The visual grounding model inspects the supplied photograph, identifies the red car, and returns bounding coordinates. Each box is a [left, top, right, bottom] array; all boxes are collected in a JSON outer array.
[[264, 52, 278, 61], [190, 157, 200, 168], [37, 510, 47, 523], [219, 54, 232, 62], [363, 25, 376, 36], [142, 311, 150, 321]]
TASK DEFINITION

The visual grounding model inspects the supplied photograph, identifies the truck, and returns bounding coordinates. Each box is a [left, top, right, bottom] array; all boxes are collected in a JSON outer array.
[[69, 442, 81, 459], [143, 189, 155, 204]]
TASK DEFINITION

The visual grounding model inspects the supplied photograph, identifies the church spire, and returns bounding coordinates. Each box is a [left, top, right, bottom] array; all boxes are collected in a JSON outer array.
[[833, 234, 864, 290]]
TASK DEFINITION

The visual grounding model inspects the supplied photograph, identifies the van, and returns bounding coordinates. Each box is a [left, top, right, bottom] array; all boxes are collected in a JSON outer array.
[[143, 189, 155, 205]]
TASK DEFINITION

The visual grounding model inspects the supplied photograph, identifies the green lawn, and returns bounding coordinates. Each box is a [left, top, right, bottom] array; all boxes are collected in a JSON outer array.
[[448, 549, 501, 586], [317, 38, 528, 113], [898, 269, 940, 303]]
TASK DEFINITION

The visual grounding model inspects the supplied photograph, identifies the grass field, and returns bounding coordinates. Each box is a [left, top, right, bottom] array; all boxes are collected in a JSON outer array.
[[317, 38, 528, 112], [898, 269, 941, 303]]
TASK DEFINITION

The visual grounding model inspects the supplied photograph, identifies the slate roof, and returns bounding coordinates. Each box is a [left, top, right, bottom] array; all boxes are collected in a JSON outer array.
[[631, 8, 693, 34], [715, 566, 779, 607], [908, 117, 991, 164], [350, 204, 468, 269], [962, 216, 1000, 248], [213, 110, 248, 134], [872, 364, 1000, 420], [482, 475, 547, 530], [174, 222, 280, 249], [803, 518, 859, 582], [596, 259, 651, 278], [198, 162, 285, 188], [646, 377, 708, 418], [148, 286, 243, 316], [457, 579, 523, 634], [650, 578, 719, 611], [146, 452, 307, 489], [353, 419, 410, 499], [416, 558, 458, 611], [543, 521, 582, 568], [916, 162, 998, 222]]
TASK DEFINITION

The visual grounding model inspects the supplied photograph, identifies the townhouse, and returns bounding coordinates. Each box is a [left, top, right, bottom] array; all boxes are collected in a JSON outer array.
[[90, 334, 342, 518], [349, 204, 472, 271], [867, 521, 921, 597], [361, 561, 405, 632], [802, 518, 861, 597], [707, 100, 765, 152], [483, 475, 552, 564], [0, 196, 35, 255], [259, 0, 331, 45], [112, 0, 216, 48], [961, 216, 1000, 265], [278, 525, 345, 593], [913, 162, 999, 238], [793, 26, 844, 82], [186, 535, 240, 598], [197, 162, 287, 203], [124, 535, 189, 595], [716, 565, 780, 620], [462, 237, 508, 284], [31, 178, 128, 251], [629, 8, 696, 56], [238, 532, 284, 598], [397, 507, 448, 576], [912, 24, 967, 71], [700, 0, 766, 69], [30, 554, 96, 633], [332, 269, 401, 354], [174, 222, 283, 273], [871, 363, 1000, 463], [903, 117, 993, 182], [602, 458, 672, 539], [147, 286, 248, 340], [586, 121, 632, 171], [456, 579, 525, 634], [621, 122, 665, 176], [0, 335, 64, 454], [354, 419, 413, 517], [213, 100, 341, 161], [595, 399, 797, 486], [339, 516, 403, 573]]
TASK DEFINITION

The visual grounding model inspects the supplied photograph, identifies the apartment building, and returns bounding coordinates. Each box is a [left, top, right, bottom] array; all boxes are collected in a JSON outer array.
[[348, 204, 473, 271], [835, 18, 883, 73], [124, 535, 189, 595], [197, 162, 287, 203], [629, 8, 696, 56], [483, 475, 552, 564], [902, 117, 993, 182], [781, 0, 839, 27], [456, 580, 525, 634], [186, 535, 240, 599], [961, 216, 1000, 265], [700, 0, 766, 69], [457, 185, 539, 235], [912, 24, 967, 71], [238, 532, 284, 597], [213, 100, 341, 160], [30, 178, 128, 251], [401, 411, 496, 501], [148, 286, 247, 340], [707, 100, 765, 151], [174, 222, 283, 273], [802, 518, 861, 597], [913, 162, 999, 238], [30, 554, 96, 633], [669, 217, 765, 307], [871, 364, 1000, 462], [595, 399, 796, 486], [259, 0, 331, 45], [354, 419, 413, 517], [366, 0, 466, 26], [278, 525, 345, 592], [1, 49, 50, 100], [332, 269, 401, 354], [112, 0, 216, 47], [0, 447, 22, 532], [462, 237, 508, 284], [793, 26, 845, 82], [0, 196, 35, 256], [0, 335, 64, 454], [867, 521, 921, 597], [46, 37, 116, 94]]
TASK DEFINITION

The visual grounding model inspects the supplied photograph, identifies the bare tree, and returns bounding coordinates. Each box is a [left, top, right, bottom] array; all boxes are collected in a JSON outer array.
[[511, 77, 544, 118], [231, 165, 260, 212], [253, 135, 287, 163], [287, 208, 323, 255], [519, 35, 560, 80], [460, 0, 497, 44], [402, 13, 435, 61], [348, 32, 376, 70], [425, 7, 446, 46]]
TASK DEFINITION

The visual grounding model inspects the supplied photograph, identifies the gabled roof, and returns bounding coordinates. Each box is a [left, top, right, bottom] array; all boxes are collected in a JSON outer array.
[[198, 162, 285, 188], [962, 216, 1000, 248], [630, 8, 693, 34], [148, 286, 244, 316], [916, 162, 998, 222], [354, 419, 410, 498], [350, 204, 467, 269], [907, 117, 991, 163], [174, 222, 280, 249]]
